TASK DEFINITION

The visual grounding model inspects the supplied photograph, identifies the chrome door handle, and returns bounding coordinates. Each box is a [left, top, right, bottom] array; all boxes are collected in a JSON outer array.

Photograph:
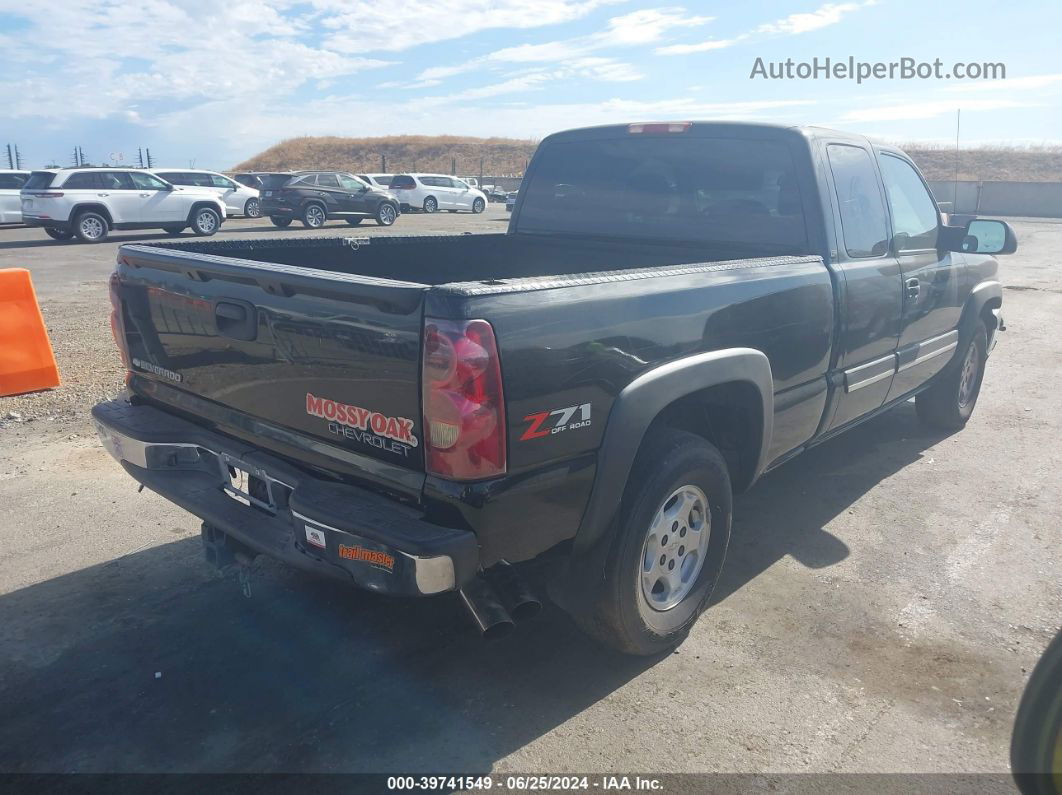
[[905, 278, 920, 299], [139, 193, 151, 197], [97, 193, 109, 197]]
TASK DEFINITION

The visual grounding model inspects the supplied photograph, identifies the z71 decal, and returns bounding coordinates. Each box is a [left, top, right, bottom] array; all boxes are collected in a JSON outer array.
[[520, 402, 592, 441]]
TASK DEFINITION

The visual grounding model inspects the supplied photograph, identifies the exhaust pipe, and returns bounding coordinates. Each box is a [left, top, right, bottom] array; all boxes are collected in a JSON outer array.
[[459, 576, 515, 640], [485, 560, 542, 622]]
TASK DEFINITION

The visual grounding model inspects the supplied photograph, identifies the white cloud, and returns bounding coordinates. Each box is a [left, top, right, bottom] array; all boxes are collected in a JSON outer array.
[[840, 99, 1039, 123], [756, 2, 862, 35], [656, 37, 744, 55], [490, 7, 713, 62], [316, 0, 626, 53], [944, 74, 1062, 93]]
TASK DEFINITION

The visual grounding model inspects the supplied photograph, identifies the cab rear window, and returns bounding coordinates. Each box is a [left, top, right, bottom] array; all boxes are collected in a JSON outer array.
[[260, 174, 296, 189]]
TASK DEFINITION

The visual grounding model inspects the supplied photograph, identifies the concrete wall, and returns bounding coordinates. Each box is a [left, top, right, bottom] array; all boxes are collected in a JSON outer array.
[[929, 180, 1062, 218]]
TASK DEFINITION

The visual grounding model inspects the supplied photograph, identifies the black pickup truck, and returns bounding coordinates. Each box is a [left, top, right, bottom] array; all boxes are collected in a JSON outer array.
[[93, 122, 1015, 655]]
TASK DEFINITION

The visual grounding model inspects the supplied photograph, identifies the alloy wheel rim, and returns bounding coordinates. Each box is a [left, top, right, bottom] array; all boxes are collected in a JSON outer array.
[[640, 484, 711, 611], [425, 199, 435, 212], [197, 211, 217, 232], [247, 199, 260, 217], [308, 206, 324, 226], [958, 343, 979, 407], [81, 217, 103, 239], [380, 205, 396, 224]]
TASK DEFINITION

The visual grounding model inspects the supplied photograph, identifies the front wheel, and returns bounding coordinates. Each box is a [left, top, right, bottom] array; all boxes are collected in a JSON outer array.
[[191, 207, 221, 236], [916, 323, 988, 430], [375, 203, 397, 226], [244, 198, 261, 218], [302, 203, 326, 228], [44, 228, 73, 241], [571, 429, 733, 656], [422, 196, 437, 214], [472, 198, 485, 214], [270, 216, 292, 228]]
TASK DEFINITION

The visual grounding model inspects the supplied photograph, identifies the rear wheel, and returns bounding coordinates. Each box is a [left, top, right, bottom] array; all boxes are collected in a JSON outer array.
[[571, 429, 733, 655], [375, 203, 397, 226], [44, 228, 73, 241], [270, 216, 292, 228], [191, 207, 221, 237], [472, 198, 485, 214], [422, 196, 437, 214], [916, 323, 988, 430], [73, 211, 108, 243], [302, 203, 326, 228], [244, 198, 261, 218]]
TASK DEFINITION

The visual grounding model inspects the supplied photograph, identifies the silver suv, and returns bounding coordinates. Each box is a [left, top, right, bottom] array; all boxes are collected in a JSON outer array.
[[20, 168, 227, 243]]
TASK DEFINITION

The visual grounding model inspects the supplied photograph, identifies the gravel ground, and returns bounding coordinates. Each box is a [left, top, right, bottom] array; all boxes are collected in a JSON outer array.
[[0, 214, 1058, 778]]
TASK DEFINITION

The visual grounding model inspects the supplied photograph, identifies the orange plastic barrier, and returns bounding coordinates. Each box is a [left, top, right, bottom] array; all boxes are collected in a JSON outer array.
[[0, 268, 61, 396]]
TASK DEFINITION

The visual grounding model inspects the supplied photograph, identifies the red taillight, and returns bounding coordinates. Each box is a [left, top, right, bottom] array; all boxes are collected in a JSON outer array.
[[422, 318, 506, 480], [108, 273, 130, 369], [628, 122, 691, 134]]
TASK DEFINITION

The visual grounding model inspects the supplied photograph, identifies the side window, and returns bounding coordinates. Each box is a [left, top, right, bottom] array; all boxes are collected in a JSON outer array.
[[826, 144, 889, 258], [452, 179, 467, 190], [316, 173, 340, 188], [129, 172, 168, 190], [62, 172, 98, 189], [209, 174, 234, 189], [156, 172, 180, 184], [290, 175, 316, 187], [338, 174, 363, 190], [879, 155, 939, 251], [0, 174, 27, 189], [101, 172, 136, 189]]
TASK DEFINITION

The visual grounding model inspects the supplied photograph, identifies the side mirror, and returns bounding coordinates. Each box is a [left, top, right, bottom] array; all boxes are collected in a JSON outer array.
[[163, 183, 174, 191], [962, 219, 1017, 255]]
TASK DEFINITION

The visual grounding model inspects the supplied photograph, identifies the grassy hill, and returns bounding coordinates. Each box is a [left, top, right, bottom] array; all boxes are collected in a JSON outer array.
[[233, 135, 537, 178], [234, 135, 1062, 183]]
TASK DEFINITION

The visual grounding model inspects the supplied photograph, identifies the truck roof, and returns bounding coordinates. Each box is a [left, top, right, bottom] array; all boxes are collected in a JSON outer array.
[[540, 120, 874, 147]]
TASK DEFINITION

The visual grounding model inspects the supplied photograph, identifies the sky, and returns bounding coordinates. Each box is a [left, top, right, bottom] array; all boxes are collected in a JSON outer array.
[[1, 0, 1061, 170]]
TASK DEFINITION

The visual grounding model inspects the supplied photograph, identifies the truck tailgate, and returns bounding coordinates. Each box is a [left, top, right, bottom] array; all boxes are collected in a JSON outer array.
[[114, 244, 428, 484]]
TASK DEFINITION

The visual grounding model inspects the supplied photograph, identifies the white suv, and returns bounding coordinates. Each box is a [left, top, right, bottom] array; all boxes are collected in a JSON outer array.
[[150, 169, 261, 218], [0, 170, 30, 224], [387, 174, 487, 214], [20, 168, 227, 243]]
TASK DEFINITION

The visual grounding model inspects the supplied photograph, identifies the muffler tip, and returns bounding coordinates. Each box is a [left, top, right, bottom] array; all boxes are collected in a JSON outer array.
[[459, 577, 515, 640]]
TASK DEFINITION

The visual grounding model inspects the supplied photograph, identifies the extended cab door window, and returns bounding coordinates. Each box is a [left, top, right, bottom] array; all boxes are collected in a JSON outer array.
[[823, 143, 902, 431], [879, 152, 961, 398]]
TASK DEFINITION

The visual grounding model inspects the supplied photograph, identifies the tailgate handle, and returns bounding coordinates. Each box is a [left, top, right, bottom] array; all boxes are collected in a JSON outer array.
[[214, 300, 257, 341]]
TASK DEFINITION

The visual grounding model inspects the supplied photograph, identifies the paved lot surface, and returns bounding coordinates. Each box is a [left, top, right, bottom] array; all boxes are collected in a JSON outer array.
[[0, 214, 1059, 775]]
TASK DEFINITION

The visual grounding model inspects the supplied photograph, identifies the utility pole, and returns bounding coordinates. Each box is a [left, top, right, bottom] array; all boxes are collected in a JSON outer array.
[[479, 156, 484, 188], [381, 154, 386, 172], [6, 144, 12, 170], [14, 145, 22, 170], [451, 156, 457, 176], [72, 147, 80, 167], [138, 147, 145, 168], [78, 146, 85, 166], [146, 148, 154, 168]]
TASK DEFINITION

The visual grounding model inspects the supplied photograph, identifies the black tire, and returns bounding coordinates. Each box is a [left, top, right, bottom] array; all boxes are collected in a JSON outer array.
[[190, 206, 221, 237], [270, 216, 292, 228], [44, 228, 73, 241], [73, 211, 108, 243], [345, 217, 363, 226], [162, 225, 184, 236], [916, 323, 988, 430], [472, 197, 485, 214], [375, 203, 397, 226], [244, 198, 261, 218], [301, 202, 326, 228], [573, 428, 733, 656], [422, 196, 437, 214]]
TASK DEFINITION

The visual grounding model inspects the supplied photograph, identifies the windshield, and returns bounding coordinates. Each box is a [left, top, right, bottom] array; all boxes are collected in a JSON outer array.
[[516, 136, 808, 251]]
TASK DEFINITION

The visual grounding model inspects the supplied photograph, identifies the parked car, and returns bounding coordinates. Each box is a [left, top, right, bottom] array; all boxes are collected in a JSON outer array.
[[356, 173, 394, 190], [0, 170, 30, 224], [94, 121, 1014, 654], [505, 190, 517, 213], [258, 171, 400, 228], [20, 168, 226, 243], [151, 169, 261, 218], [484, 186, 508, 203], [387, 174, 487, 214]]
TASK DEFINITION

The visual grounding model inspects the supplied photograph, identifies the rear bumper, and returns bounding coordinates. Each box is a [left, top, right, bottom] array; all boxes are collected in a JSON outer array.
[[92, 398, 479, 596], [22, 216, 70, 230]]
